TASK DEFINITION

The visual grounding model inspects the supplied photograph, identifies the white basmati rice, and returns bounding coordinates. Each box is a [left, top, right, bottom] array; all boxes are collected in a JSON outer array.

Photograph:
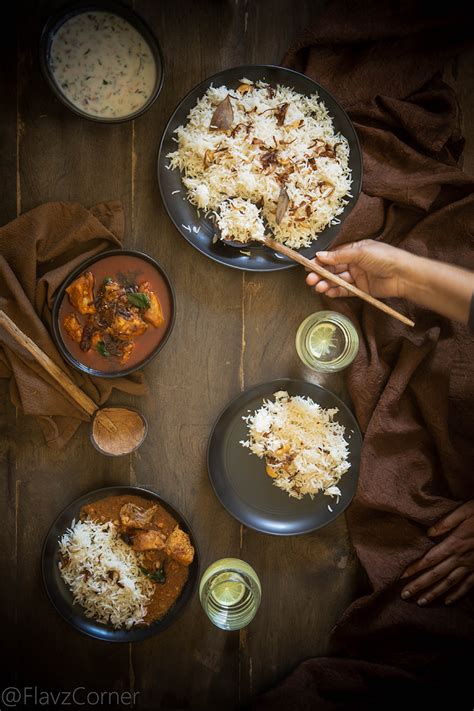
[[240, 390, 350, 500], [58, 519, 154, 629], [167, 79, 352, 248], [216, 197, 265, 243]]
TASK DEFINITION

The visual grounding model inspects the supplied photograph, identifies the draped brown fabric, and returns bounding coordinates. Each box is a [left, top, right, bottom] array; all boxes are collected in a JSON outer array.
[[0, 201, 147, 448], [251, 2, 474, 708]]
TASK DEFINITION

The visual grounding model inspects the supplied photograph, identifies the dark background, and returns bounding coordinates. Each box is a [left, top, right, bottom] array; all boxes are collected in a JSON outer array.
[[1, 1, 473, 709]]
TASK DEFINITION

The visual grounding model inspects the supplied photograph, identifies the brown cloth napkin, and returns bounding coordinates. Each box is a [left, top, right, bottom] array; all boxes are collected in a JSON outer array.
[[0, 201, 147, 448], [251, 2, 474, 709]]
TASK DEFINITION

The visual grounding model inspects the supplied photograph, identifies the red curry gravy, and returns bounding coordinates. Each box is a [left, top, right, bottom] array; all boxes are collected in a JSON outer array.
[[59, 254, 172, 373], [80, 494, 190, 625]]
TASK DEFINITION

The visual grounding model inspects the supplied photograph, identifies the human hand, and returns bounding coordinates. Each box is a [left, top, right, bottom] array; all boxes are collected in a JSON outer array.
[[305, 239, 412, 299], [400, 501, 474, 606]]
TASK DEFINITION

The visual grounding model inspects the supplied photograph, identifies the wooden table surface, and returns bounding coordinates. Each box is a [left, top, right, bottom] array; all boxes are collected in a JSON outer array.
[[2, 2, 473, 709]]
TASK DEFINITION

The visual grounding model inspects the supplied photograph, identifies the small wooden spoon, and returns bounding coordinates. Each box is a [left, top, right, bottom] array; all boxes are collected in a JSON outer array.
[[0, 311, 147, 452]]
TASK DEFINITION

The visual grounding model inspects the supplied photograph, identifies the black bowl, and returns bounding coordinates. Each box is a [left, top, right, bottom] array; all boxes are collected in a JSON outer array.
[[52, 249, 176, 379], [42, 486, 200, 642], [40, 0, 164, 123], [158, 64, 363, 272]]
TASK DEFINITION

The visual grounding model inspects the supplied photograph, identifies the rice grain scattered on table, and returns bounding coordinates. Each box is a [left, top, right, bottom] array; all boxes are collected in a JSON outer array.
[[240, 390, 350, 499], [58, 518, 154, 629], [167, 79, 352, 248]]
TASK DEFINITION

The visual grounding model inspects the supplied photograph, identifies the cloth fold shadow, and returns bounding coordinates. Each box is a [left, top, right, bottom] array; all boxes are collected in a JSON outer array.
[[0, 201, 148, 448], [251, 2, 474, 708]]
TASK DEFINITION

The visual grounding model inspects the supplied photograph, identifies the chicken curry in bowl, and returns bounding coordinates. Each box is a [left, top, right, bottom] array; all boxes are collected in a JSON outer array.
[[58, 494, 195, 628], [42, 486, 199, 642], [54, 251, 175, 376]]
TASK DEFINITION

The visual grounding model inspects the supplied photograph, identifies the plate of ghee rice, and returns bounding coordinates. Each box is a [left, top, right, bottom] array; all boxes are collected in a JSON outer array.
[[207, 379, 362, 535], [158, 65, 362, 272]]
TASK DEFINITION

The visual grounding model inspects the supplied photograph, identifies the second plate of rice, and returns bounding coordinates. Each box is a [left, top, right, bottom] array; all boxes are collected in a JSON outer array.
[[158, 65, 362, 272], [207, 379, 362, 535]]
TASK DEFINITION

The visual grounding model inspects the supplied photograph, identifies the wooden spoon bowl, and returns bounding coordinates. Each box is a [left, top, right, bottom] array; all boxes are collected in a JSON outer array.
[[0, 310, 148, 454]]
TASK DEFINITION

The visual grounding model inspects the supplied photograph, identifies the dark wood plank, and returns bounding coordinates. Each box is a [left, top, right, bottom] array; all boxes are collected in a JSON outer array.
[[3, 0, 359, 705], [238, 0, 364, 701], [129, 1, 248, 707], [18, 1, 133, 232], [0, 9, 20, 686], [239, 521, 363, 699], [9, 0, 133, 693], [0, 16, 17, 225], [7, 1, 473, 709], [0, 396, 18, 683], [236, 218, 366, 696]]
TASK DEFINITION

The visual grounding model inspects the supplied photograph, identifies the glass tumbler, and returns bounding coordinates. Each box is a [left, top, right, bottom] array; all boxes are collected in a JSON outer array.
[[199, 558, 261, 631], [295, 310, 359, 373]]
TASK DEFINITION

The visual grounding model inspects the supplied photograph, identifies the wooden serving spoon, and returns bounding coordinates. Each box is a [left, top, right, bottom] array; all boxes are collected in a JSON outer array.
[[0, 309, 112, 421], [225, 236, 415, 328], [0, 311, 147, 453]]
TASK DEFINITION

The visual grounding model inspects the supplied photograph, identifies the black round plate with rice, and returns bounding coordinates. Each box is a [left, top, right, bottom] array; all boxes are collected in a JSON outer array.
[[158, 65, 362, 272], [207, 379, 362, 535], [42, 486, 199, 642]]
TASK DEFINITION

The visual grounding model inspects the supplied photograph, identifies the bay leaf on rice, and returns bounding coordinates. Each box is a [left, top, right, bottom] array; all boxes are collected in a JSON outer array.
[[210, 95, 234, 130]]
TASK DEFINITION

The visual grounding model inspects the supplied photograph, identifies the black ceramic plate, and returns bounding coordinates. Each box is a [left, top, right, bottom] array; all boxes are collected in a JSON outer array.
[[51, 249, 176, 379], [40, 0, 165, 123], [158, 64, 362, 272], [42, 486, 199, 642], [208, 379, 362, 535]]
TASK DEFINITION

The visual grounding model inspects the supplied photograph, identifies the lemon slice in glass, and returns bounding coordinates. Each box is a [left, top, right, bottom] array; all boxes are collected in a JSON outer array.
[[211, 572, 245, 607], [308, 322, 338, 359]]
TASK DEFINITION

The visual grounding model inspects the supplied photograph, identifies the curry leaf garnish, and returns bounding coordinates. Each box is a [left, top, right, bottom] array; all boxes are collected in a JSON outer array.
[[140, 565, 166, 584], [127, 292, 150, 310], [96, 340, 110, 357]]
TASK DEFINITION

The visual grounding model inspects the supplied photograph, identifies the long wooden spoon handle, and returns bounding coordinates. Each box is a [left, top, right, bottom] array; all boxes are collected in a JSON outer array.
[[264, 237, 415, 328], [0, 310, 98, 417]]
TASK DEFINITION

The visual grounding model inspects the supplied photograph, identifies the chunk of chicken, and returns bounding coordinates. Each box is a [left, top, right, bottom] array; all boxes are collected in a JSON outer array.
[[165, 526, 195, 566], [96, 281, 127, 320], [142, 550, 164, 567], [65, 272, 96, 315], [131, 529, 167, 552], [139, 282, 164, 329], [120, 503, 158, 530], [119, 340, 135, 364], [110, 310, 147, 341], [131, 527, 194, 566], [120, 503, 194, 566], [63, 313, 83, 343], [102, 280, 125, 303]]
